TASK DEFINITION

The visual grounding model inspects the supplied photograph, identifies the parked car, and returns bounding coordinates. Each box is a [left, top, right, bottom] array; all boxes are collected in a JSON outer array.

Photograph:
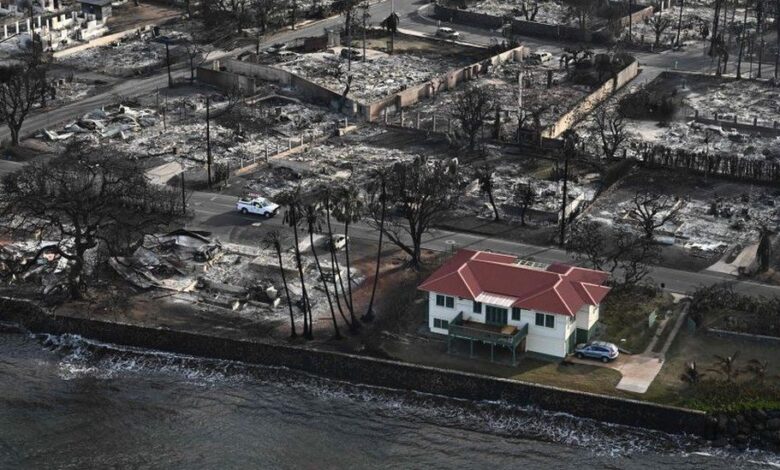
[[267, 42, 287, 53], [435, 27, 460, 40], [274, 50, 298, 62], [574, 341, 619, 363], [526, 51, 553, 65], [237, 196, 279, 218], [327, 234, 348, 251], [339, 47, 362, 60]]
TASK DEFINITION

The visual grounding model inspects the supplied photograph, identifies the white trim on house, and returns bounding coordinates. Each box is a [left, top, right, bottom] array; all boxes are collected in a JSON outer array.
[[427, 290, 591, 358]]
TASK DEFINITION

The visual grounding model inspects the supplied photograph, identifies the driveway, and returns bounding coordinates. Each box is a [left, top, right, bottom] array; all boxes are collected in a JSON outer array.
[[567, 354, 664, 394]]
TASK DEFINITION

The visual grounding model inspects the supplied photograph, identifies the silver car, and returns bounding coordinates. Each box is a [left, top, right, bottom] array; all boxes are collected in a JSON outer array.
[[574, 341, 619, 363]]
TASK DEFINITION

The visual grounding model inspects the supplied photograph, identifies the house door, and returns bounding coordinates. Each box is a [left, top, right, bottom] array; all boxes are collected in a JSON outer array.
[[485, 306, 508, 326]]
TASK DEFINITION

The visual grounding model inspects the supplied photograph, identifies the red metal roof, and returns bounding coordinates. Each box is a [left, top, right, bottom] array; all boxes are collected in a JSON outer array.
[[419, 249, 610, 316]]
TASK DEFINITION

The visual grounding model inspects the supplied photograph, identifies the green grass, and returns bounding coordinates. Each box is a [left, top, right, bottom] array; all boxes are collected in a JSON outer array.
[[599, 288, 674, 354], [510, 360, 625, 396]]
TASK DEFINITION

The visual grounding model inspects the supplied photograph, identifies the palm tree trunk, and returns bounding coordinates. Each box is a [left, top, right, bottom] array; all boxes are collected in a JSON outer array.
[[290, 207, 312, 339], [363, 184, 386, 322], [275, 244, 297, 338], [309, 229, 341, 339], [344, 219, 360, 332]]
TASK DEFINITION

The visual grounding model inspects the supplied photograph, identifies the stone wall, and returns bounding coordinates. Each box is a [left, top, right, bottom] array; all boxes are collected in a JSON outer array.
[[365, 46, 526, 122], [542, 60, 639, 139], [0, 299, 714, 439], [196, 67, 257, 96]]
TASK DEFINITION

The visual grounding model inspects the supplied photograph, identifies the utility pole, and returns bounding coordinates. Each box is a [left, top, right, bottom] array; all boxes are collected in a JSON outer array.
[[206, 95, 212, 188], [559, 154, 569, 248], [163, 92, 167, 130], [165, 42, 173, 87], [362, 0, 367, 63], [181, 169, 186, 215], [675, 0, 684, 47], [736, 4, 749, 78]]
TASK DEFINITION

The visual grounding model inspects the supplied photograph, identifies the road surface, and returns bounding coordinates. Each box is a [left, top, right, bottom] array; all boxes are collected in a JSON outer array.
[[0, 2, 777, 300]]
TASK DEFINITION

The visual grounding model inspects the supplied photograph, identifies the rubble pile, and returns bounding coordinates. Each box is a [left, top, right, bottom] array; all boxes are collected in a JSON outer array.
[[57, 28, 190, 77], [587, 188, 780, 253], [247, 133, 420, 197], [461, 0, 577, 26], [459, 162, 598, 223], [412, 59, 590, 134], [627, 3, 756, 45], [38, 95, 343, 171], [109, 229, 358, 321], [277, 50, 469, 102]]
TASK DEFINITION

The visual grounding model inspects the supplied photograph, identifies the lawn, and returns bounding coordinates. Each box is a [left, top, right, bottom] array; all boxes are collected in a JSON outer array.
[[644, 328, 780, 411], [599, 287, 675, 354]]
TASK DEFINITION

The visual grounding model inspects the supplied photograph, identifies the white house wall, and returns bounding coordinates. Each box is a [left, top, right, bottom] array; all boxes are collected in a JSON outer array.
[[427, 291, 581, 358], [520, 310, 573, 358], [428, 292, 472, 335]]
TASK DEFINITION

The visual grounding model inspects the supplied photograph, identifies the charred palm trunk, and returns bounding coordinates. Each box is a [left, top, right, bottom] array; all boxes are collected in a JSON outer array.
[[275, 243, 297, 338], [363, 182, 386, 322], [309, 229, 341, 339], [290, 207, 312, 339], [343, 219, 360, 332]]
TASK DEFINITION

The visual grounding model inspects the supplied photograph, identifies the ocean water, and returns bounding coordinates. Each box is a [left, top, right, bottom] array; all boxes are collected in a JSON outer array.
[[0, 328, 778, 469]]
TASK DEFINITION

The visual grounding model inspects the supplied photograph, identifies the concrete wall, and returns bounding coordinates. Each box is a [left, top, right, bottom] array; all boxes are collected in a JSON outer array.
[[0, 299, 714, 438], [432, 4, 504, 29], [616, 4, 655, 28], [196, 67, 256, 95], [365, 46, 526, 122], [217, 58, 361, 117], [53, 25, 147, 58], [542, 60, 639, 139]]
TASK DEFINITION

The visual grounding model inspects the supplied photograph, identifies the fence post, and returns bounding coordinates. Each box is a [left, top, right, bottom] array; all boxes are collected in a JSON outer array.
[[432, 115, 437, 132], [447, 118, 452, 133], [384, 108, 388, 124], [265, 144, 268, 162], [416, 112, 421, 130], [400, 109, 405, 127]]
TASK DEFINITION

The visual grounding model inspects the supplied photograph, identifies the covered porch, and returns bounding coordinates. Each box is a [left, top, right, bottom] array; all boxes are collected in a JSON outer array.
[[447, 312, 529, 366]]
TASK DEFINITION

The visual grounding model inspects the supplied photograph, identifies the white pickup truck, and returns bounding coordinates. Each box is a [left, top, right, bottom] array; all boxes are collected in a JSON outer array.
[[236, 196, 279, 218]]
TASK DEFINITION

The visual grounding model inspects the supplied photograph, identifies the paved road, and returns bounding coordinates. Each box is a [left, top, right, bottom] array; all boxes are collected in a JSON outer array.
[[0, 0, 419, 143], [184, 189, 780, 299], [1, 2, 778, 300]]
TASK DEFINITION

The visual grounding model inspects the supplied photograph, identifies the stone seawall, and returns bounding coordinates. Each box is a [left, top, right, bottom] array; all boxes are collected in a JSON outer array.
[[0, 299, 714, 438]]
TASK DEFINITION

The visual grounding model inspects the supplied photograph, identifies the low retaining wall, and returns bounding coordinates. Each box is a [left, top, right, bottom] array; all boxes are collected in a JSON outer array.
[[0, 298, 714, 438], [542, 60, 639, 138], [365, 46, 525, 121], [706, 327, 780, 345], [196, 67, 256, 95]]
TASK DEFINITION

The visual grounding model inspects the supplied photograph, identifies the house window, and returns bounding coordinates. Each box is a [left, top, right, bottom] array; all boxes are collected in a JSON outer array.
[[445, 296, 454, 308], [433, 318, 449, 330], [436, 295, 445, 306], [511, 307, 521, 321], [473, 301, 482, 313], [535, 313, 556, 328], [485, 306, 508, 325]]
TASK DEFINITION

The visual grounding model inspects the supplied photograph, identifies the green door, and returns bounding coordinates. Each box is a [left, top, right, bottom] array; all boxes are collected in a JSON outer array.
[[485, 306, 508, 326]]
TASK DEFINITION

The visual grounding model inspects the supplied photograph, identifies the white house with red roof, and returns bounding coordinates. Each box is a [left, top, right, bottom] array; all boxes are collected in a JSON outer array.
[[418, 249, 611, 361]]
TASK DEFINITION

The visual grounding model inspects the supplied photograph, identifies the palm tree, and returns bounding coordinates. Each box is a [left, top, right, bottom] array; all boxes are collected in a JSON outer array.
[[280, 186, 313, 339], [332, 180, 364, 332], [322, 187, 349, 323], [708, 351, 741, 383], [680, 360, 704, 385], [743, 359, 769, 385], [263, 230, 296, 338], [363, 169, 387, 322], [302, 191, 344, 339]]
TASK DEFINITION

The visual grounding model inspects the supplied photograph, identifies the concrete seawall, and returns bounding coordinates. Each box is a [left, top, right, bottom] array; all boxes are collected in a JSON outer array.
[[0, 299, 714, 438]]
